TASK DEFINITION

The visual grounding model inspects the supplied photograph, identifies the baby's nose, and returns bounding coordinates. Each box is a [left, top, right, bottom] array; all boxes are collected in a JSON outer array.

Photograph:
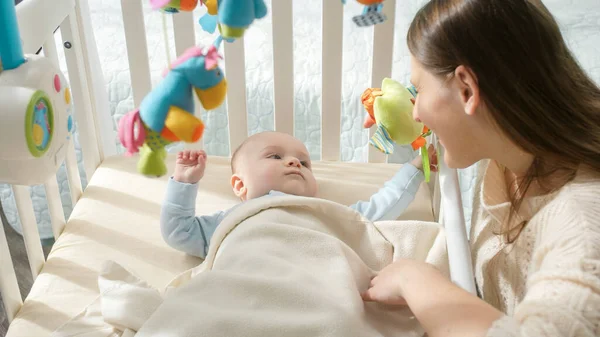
[[287, 158, 301, 168]]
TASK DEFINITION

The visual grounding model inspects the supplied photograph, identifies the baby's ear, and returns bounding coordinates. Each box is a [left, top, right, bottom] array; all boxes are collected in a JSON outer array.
[[230, 174, 246, 200]]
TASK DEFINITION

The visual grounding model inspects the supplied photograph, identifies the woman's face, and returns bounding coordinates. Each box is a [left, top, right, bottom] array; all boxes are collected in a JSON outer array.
[[410, 56, 491, 169]]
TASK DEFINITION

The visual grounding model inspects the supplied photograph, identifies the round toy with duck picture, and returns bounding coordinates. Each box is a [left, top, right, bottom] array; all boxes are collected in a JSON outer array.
[[0, 0, 74, 186]]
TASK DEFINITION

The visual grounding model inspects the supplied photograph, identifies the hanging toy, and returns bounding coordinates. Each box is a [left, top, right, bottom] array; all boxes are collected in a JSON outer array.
[[361, 78, 432, 182], [198, 0, 268, 39], [150, 0, 199, 13], [118, 45, 227, 177], [342, 0, 387, 27]]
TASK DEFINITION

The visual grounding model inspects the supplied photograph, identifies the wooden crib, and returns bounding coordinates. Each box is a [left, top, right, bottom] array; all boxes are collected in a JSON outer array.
[[0, 0, 474, 335]]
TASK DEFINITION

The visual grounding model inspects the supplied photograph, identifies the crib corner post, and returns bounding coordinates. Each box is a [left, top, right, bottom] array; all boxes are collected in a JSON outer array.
[[437, 144, 477, 295], [73, 0, 117, 160], [0, 213, 24, 323]]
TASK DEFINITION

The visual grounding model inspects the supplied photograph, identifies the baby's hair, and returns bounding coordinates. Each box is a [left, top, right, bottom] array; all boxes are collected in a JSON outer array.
[[230, 139, 249, 173], [230, 131, 289, 173]]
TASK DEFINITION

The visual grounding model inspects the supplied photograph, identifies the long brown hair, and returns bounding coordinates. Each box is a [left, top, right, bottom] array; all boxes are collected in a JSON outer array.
[[407, 0, 600, 242]]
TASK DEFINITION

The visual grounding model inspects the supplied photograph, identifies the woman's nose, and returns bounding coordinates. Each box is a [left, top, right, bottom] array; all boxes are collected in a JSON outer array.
[[411, 100, 422, 123]]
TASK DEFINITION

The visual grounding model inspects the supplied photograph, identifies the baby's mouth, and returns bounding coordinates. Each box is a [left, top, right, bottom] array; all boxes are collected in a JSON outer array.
[[285, 171, 304, 179]]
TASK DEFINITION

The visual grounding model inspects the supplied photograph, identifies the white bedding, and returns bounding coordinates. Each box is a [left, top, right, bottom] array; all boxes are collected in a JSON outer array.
[[2, 0, 599, 243], [5, 154, 434, 337], [52, 193, 447, 337]]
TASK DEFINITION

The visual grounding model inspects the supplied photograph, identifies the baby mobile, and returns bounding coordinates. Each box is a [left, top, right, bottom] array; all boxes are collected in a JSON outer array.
[[341, 1, 434, 181], [118, 0, 267, 177]]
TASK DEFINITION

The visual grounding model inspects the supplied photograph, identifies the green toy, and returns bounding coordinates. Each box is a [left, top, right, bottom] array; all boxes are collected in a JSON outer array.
[[361, 77, 432, 182]]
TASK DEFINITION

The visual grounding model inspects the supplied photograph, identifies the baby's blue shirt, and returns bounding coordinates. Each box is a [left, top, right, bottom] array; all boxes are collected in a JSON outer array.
[[160, 164, 424, 258]]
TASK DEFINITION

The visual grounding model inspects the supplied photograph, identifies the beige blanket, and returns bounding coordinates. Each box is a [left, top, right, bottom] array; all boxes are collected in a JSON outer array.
[[54, 195, 448, 337]]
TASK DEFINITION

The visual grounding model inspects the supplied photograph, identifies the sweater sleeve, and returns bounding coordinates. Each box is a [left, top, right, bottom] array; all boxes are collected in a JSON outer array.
[[160, 177, 225, 258], [486, 196, 600, 337], [349, 163, 424, 222]]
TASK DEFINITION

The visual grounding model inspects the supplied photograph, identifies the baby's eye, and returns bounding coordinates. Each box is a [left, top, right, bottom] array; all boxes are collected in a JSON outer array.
[[300, 161, 308, 167], [268, 154, 282, 160]]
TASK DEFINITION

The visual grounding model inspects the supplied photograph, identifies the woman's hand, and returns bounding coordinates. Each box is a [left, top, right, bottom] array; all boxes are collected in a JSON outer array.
[[363, 258, 504, 337], [361, 258, 443, 306], [361, 260, 409, 306]]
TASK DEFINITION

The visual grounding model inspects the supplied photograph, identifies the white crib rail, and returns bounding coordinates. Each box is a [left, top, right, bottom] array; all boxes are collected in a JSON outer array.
[[223, 38, 250, 151], [321, 1, 344, 161], [60, 11, 102, 180], [437, 145, 476, 295], [0, 0, 110, 324], [42, 32, 84, 206], [368, 0, 396, 164], [0, 215, 23, 323], [120, 0, 153, 107], [272, 1, 295, 137]]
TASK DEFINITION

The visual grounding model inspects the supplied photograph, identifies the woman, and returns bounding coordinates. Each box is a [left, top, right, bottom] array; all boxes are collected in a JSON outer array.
[[362, 0, 600, 336]]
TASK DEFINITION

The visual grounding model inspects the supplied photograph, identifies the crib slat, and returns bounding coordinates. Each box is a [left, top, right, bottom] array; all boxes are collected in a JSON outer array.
[[44, 176, 66, 239], [43, 33, 60, 67], [223, 38, 249, 153], [65, 142, 83, 206], [0, 215, 23, 323], [172, 12, 204, 151], [44, 31, 83, 207], [121, 0, 152, 107], [73, 0, 119, 159], [172, 12, 195, 56], [271, 0, 294, 136], [368, 0, 396, 163], [438, 146, 476, 295], [320, 0, 344, 161], [61, 13, 102, 180], [12, 185, 45, 279]]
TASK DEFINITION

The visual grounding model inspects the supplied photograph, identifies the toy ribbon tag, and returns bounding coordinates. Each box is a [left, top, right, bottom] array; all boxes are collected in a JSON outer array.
[[204, 45, 222, 70], [370, 126, 395, 154], [118, 109, 146, 157]]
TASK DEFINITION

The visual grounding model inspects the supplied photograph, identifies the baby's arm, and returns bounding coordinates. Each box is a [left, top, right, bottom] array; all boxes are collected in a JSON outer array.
[[350, 163, 424, 221], [351, 145, 437, 221], [160, 178, 225, 258]]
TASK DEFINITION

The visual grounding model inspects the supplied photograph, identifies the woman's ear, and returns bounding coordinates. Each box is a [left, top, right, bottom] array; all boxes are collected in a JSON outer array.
[[231, 174, 246, 201], [455, 65, 480, 116]]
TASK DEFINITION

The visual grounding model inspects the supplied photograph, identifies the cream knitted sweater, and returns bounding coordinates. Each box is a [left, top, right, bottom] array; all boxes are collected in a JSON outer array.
[[470, 160, 600, 337]]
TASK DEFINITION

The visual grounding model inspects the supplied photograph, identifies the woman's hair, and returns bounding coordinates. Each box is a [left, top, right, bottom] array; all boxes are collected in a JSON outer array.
[[407, 0, 600, 242]]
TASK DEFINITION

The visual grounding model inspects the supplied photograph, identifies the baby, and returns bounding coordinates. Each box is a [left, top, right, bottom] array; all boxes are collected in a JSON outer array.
[[160, 131, 437, 258]]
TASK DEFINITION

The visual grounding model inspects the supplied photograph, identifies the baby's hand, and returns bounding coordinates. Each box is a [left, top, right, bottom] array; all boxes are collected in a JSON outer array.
[[174, 150, 207, 184], [410, 144, 438, 173]]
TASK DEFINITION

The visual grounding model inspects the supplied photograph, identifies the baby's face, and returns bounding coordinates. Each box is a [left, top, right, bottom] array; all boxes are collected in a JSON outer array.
[[233, 132, 318, 200]]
